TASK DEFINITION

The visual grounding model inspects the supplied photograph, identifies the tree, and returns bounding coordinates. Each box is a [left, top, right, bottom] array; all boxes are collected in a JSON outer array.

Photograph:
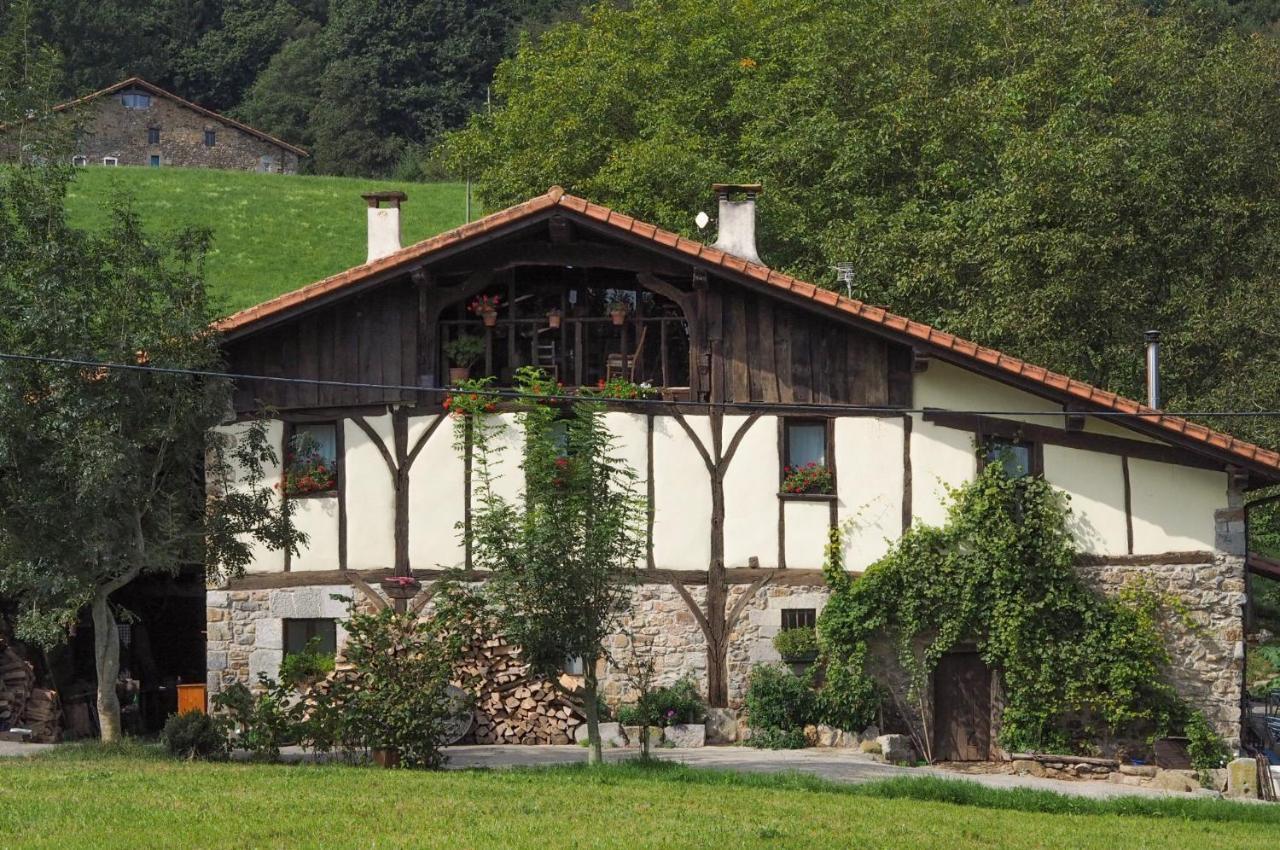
[[458, 370, 646, 763], [0, 159, 299, 741], [441, 0, 1280, 451]]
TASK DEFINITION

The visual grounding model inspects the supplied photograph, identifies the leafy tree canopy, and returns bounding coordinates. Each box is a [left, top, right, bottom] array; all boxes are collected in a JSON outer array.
[[442, 0, 1280, 451]]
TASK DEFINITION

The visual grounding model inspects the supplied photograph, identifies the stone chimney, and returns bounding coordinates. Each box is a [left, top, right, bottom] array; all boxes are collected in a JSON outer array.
[[710, 183, 763, 264], [362, 191, 407, 263]]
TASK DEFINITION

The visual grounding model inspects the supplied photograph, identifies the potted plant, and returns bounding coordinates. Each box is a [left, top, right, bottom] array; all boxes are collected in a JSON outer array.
[[773, 627, 819, 664], [780, 462, 834, 495], [279, 432, 336, 497], [547, 308, 562, 329], [469, 294, 501, 327], [607, 299, 630, 326], [444, 334, 485, 383]]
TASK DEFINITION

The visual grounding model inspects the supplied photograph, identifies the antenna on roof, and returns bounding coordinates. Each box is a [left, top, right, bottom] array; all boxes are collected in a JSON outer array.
[[834, 262, 855, 298]]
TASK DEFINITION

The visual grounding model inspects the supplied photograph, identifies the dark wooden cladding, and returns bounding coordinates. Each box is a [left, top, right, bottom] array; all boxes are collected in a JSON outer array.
[[226, 279, 420, 412], [709, 280, 909, 406]]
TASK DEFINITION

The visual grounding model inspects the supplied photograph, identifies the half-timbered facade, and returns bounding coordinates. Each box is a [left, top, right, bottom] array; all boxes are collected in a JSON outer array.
[[207, 185, 1277, 754]]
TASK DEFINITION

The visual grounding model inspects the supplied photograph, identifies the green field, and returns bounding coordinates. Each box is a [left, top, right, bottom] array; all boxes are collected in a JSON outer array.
[[63, 167, 469, 315], [0, 747, 1275, 849]]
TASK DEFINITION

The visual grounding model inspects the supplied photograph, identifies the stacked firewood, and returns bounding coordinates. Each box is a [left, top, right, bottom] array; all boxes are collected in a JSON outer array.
[[0, 644, 34, 729], [0, 641, 63, 743], [462, 636, 583, 745]]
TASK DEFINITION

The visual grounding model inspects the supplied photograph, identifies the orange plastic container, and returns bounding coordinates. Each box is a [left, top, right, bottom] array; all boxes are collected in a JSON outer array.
[[176, 684, 207, 715]]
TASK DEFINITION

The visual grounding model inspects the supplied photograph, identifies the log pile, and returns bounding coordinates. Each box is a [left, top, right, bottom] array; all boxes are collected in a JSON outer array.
[[0, 640, 62, 743], [461, 636, 584, 745]]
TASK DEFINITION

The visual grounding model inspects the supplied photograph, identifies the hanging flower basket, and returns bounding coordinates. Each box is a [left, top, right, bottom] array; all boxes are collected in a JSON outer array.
[[469, 295, 502, 327], [608, 303, 629, 326], [381, 575, 421, 600]]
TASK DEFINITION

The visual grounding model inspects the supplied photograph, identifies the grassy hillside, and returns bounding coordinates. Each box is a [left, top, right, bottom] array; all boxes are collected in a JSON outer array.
[[64, 168, 469, 315]]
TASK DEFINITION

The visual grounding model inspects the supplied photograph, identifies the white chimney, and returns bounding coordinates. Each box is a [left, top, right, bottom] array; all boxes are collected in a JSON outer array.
[[363, 191, 406, 262], [711, 183, 763, 264]]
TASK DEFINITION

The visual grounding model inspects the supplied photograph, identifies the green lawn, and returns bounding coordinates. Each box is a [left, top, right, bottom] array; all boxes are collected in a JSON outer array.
[[63, 167, 468, 315], [0, 747, 1275, 849]]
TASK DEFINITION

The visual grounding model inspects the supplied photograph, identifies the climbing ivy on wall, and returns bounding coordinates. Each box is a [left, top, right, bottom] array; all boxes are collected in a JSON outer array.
[[818, 465, 1188, 756]]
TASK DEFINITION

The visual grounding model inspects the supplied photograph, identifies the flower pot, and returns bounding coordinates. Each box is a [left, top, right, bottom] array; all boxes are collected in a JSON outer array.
[[372, 747, 400, 769], [610, 310, 627, 326], [481, 309, 498, 327], [548, 313, 562, 329], [381, 577, 421, 600], [449, 366, 471, 383]]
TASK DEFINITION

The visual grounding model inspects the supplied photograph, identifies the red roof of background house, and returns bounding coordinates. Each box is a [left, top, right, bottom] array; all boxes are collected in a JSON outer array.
[[54, 77, 308, 158], [216, 186, 1280, 477]]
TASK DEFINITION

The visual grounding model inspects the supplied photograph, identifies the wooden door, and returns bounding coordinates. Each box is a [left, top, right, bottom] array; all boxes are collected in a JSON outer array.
[[933, 652, 991, 761]]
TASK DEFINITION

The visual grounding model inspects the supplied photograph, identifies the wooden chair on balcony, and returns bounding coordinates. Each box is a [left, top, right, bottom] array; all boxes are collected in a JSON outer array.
[[606, 325, 648, 382]]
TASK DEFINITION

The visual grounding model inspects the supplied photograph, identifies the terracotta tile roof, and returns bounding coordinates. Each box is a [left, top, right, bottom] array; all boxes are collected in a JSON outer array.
[[216, 186, 1280, 476], [52, 77, 308, 158]]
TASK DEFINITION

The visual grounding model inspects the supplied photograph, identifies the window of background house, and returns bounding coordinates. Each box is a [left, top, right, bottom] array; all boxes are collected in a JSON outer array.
[[781, 608, 817, 631], [284, 618, 337, 657], [149, 154, 160, 167], [147, 127, 160, 144], [102, 156, 118, 166], [284, 422, 338, 496], [71, 155, 86, 166], [982, 437, 1035, 479], [121, 92, 150, 109], [204, 129, 216, 147]]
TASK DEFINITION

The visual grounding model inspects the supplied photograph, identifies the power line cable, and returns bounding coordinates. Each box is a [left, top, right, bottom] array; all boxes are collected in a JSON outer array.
[[0, 350, 1277, 419]]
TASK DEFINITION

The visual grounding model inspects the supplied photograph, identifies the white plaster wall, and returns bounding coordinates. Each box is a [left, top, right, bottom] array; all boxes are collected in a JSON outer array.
[[407, 414, 466, 569], [1042, 445, 1129, 556], [914, 360, 1062, 426], [835, 417, 905, 570], [603, 412, 651, 568], [652, 414, 712, 570], [290, 496, 340, 571], [214, 420, 285, 573], [1128, 459, 1227, 554], [1082, 416, 1161, 443], [343, 415, 395, 569], [909, 416, 975, 528], [723, 415, 780, 568], [784, 501, 830, 568]]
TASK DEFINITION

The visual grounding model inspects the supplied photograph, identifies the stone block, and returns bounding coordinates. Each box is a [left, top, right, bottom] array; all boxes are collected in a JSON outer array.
[[1011, 759, 1046, 778], [705, 707, 738, 744], [623, 725, 663, 749], [816, 725, 839, 748], [665, 724, 706, 748], [206, 591, 228, 608], [876, 734, 914, 764], [1118, 764, 1157, 777], [248, 648, 281, 681], [257, 618, 283, 651], [1151, 768, 1200, 793], [207, 651, 227, 671], [573, 722, 628, 748], [1226, 758, 1258, 799]]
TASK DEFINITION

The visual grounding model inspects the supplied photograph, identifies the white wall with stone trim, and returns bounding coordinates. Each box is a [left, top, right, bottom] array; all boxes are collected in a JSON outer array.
[[835, 417, 904, 570], [1127, 458, 1226, 554]]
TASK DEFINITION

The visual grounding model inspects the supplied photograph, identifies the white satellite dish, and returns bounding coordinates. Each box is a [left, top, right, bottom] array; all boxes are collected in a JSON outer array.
[[694, 211, 710, 230]]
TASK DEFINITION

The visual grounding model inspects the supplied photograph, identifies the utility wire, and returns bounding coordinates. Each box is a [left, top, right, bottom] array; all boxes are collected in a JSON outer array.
[[0, 349, 1276, 419]]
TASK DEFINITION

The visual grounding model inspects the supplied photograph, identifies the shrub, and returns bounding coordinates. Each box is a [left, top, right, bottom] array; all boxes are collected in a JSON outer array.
[[744, 664, 815, 748], [816, 649, 880, 732], [278, 637, 335, 688], [1185, 710, 1231, 786], [161, 710, 229, 760], [773, 628, 818, 661], [617, 677, 705, 728], [212, 679, 297, 761]]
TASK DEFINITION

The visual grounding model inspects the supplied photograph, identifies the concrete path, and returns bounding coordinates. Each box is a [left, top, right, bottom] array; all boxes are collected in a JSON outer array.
[[0, 741, 52, 758], [438, 744, 1191, 801]]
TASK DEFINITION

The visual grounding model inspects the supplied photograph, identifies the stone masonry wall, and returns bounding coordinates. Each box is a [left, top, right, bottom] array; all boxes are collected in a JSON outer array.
[[68, 91, 299, 172]]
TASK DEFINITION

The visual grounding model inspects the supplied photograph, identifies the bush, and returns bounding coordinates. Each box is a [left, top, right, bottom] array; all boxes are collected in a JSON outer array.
[[161, 710, 229, 760], [617, 677, 705, 728], [1185, 710, 1231, 786], [816, 650, 880, 732], [278, 637, 335, 688], [212, 680, 297, 761], [772, 628, 818, 661], [744, 664, 815, 748]]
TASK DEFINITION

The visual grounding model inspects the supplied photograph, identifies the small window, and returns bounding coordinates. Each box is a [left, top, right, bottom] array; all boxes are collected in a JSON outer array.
[[204, 129, 216, 147], [102, 156, 118, 167], [284, 618, 337, 657], [71, 155, 86, 167], [784, 420, 826, 469], [149, 154, 160, 167], [982, 437, 1037, 479], [562, 656, 584, 676], [147, 127, 160, 144], [121, 92, 151, 109], [781, 608, 816, 631], [284, 422, 338, 497]]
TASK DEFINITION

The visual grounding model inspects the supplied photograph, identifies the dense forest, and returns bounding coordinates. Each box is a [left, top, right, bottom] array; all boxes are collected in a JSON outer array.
[[15, 0, 1280, 179]]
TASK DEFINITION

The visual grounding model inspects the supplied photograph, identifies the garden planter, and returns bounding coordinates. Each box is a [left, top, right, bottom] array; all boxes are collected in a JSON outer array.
[[663, 723, 705, 748], [481, 310, 498, 327], [372, 747, 400, 769], [449, 367, 471, 383], [610, 310, 627, 326]]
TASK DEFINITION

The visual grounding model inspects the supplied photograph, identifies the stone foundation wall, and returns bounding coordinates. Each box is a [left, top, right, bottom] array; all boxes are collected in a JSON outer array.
[[1076, 554, 1246, 747]]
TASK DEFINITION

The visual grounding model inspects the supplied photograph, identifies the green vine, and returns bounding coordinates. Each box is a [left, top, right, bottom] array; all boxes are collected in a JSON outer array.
[[817, 465, 1193, 756]]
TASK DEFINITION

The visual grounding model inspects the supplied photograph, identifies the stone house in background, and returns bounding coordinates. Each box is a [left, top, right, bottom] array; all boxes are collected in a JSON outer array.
[[48, 77, 306, 173], [207, 185, 1270, 757]]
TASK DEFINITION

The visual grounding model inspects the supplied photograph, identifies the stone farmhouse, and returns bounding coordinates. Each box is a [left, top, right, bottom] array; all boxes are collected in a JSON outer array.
[[207, 185, 1275, 757], [49, 77, 306, 172]]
